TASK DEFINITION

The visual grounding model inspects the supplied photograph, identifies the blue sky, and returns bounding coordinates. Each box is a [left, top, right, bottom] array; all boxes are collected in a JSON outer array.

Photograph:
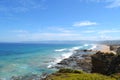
[[0, 0, 120, 42]]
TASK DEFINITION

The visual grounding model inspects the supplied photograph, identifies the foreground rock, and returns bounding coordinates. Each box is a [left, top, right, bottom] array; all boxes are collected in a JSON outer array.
[[92, 51, 120, 75]]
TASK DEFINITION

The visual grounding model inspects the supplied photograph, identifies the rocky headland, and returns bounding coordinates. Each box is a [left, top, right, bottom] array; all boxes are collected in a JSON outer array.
[[11, 44, 120, 80], [55, 50, 93, 73], [44, 44, 120, 80], [55, 44, 120, 75]]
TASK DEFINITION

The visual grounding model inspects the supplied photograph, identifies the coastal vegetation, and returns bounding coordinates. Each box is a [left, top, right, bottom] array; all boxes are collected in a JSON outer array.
[[45, 45, 120, 80], [46, 69, 116, 80]]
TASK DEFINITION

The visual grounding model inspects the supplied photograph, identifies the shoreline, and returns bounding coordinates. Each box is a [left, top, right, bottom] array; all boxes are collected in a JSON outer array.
[[6, 43, 120, 80], [48, 44, 99, 69], [54, 44, 110, 72]]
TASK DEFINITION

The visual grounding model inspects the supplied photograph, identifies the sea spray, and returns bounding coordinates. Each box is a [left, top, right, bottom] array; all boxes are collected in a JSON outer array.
[[47, 44, 97, 69], [89, 44, 97, 50], [54, 48, 67, 52], [47, 45, 87, 68]]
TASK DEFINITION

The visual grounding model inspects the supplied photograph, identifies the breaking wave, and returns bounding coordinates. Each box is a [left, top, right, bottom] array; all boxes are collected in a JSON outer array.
[[47, 44, 97, 68]]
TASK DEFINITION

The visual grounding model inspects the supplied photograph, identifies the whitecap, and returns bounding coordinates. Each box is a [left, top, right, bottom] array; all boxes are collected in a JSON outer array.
[[48, 51, 74, 68], [61, 52, 73, 59], [54, 48, 67, 52], [84, 44, 89, 47], [47, 65, 52, 68], [69, 46, 82, 51], [90, 44, 97, 50], [48, 44, 95, 69]]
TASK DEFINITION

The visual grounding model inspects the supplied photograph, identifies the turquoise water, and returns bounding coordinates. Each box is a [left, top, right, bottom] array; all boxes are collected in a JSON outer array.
[[0, 43, 94, 79]]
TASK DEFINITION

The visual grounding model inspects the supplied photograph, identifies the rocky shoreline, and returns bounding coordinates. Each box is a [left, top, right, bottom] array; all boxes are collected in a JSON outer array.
[[9, 44, 120, 80], [55, 50, 94, 73], [54, 44, 120, 75], [54, 44, 109, 72]]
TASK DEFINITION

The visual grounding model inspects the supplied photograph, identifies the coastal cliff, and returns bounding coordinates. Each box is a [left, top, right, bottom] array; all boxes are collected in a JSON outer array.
[[10, 44, 120, 80], [45, 45, 120, 80], [91, 51, 120, 75], [55, 45, 120, 75], [92, 46, 120, 75]]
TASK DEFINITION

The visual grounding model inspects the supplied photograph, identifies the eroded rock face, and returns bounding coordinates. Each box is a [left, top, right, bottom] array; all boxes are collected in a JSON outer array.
[[110, 45, 120, 55], [91, 51, 120, 75], [110, 45, 119, 51], [116, 47, 120, 55]]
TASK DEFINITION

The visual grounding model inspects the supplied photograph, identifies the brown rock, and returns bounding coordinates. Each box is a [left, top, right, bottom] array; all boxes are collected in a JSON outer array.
[[91, 51, 120, 75]]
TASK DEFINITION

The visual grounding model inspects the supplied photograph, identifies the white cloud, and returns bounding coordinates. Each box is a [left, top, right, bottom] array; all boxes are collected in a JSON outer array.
[[82, 29, 120, 34], [80, 0, 120, 8], [12, 30, 28, 33], [96, 29, 120, 40], [106, 0, 120, 8], [82, 30, 96, 33], [17, 32, 82, 41], [98, 29, 120, 34], [10, 29, 120, 41], [99, 33, 112, 40], [73, 21, 97, 27], [47, 27, 73, 33]]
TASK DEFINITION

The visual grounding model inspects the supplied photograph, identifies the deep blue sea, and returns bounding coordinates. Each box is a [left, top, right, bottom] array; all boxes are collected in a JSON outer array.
[[0, 43, 95, 79]]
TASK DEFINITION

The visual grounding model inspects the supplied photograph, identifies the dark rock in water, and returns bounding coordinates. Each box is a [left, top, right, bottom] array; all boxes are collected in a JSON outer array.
[[55, 47, 120, 75], [91, 51, 120, 75], [55, 51, 93, 73], [81, 54, 92, 58], [10, 73, 48, 80]]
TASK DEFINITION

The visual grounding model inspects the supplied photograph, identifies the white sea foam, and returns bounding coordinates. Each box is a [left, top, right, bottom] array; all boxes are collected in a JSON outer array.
[[90, 44, 97, 50], [48, 48, 74, 68], [47, 65, 52, 68], [47, 44, 97, 69], [54, 48, 67, 52], [84, 44, 89, 47], [47, 46, 81, 68], [69, 46, 82, 51], [47, 52, 73, 69], [61, 52, 73, 59]]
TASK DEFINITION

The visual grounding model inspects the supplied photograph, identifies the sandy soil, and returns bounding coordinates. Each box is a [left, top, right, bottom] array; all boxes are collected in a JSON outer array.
[[93, 44, 112, 53]]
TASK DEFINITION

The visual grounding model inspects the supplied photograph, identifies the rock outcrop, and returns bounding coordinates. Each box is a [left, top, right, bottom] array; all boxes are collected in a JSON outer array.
[[110, 45, 120, 55], [55, 46, 120, 75], [116, 47, 120, 55], [55, 50, 94, 73], [91, 51, 120, 75]]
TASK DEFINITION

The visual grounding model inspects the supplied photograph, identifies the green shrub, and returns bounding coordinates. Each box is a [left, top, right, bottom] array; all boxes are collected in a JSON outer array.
[[46, 69, 116, 80], [58, 68, 84, 74], [47, 73, 116, 80], [111, 73, 120, 80]]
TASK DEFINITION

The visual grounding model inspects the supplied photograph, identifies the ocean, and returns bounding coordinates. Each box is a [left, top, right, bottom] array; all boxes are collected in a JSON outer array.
[[0, 43, 96, 79]]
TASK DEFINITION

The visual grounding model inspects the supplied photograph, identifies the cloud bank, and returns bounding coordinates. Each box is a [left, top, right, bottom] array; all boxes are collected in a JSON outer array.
[[73, 21, 97, 27]]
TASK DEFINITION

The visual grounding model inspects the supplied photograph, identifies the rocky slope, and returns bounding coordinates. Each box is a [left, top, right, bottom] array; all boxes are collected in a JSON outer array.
[[92, 51, 120, 75]]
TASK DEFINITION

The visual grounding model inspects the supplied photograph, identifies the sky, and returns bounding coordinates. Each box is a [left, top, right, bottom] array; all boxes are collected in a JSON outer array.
[[0, 0, 120, 42]]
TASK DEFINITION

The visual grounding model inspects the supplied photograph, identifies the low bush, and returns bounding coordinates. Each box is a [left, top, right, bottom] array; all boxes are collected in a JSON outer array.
[[58, 68, 84, 74]]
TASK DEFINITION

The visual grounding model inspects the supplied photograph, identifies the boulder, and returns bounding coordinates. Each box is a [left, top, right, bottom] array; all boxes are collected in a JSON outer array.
[[91, 51, 120, 75]]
